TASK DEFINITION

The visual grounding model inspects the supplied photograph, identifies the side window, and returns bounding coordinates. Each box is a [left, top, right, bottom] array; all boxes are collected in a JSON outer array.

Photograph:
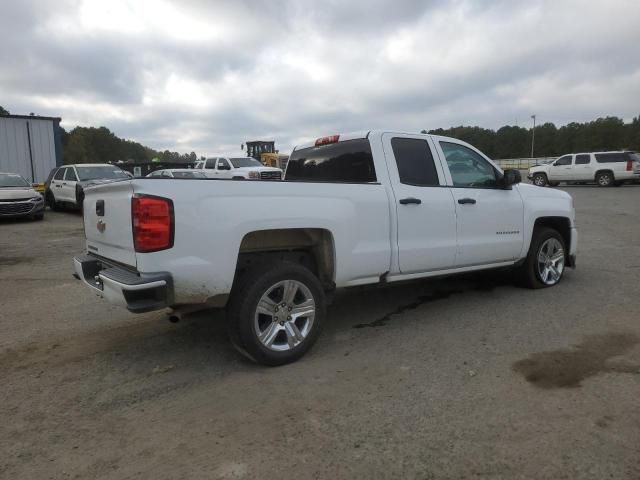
[[65, 168, 78, 181], [161, 171, 172, 178], [440, 142, 497, 188], [53, 168, 66, 180], [595, 152, 627, 163], [555, 155, 572, 166], [205, 158, 217, 169], [391, 138, 439, 186], [575, 154, 591, 165], [217, 159, 230, 169]]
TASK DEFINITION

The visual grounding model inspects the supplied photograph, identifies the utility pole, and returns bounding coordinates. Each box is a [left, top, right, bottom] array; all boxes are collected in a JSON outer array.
[[530, 114, 536, 158]]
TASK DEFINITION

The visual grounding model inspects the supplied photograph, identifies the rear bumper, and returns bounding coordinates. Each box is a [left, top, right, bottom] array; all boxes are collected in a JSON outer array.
[[73, 254, 172, 313]]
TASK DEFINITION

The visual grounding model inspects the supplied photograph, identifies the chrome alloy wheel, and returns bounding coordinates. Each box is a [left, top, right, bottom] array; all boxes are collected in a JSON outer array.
[[254, 280, 316, 352], [533, 174, 546, 186], [536, 237, 565, 285]]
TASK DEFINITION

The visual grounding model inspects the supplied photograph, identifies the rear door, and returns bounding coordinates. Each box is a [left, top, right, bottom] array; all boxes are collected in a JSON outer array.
[[83, 181, 137, 267], [547, 155, 573, 181], [50, 167, 66, 201], [573, 154, 593, 181], [435, 140, 524, 267], [62, 166, 78, 203], [382, 133, 457, 273]]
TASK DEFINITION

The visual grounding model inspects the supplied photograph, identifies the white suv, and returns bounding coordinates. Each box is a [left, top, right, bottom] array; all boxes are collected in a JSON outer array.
[[528, 151, 640, 187], [46, 164, 130, 210], [194, 157, 283, 180]]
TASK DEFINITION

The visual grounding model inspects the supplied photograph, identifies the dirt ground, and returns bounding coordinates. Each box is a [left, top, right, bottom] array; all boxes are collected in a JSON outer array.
[[1, 186, 639, 479]]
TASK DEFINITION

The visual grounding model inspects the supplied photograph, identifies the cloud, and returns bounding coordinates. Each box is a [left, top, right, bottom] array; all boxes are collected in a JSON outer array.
[[1, 0, 639, 156]]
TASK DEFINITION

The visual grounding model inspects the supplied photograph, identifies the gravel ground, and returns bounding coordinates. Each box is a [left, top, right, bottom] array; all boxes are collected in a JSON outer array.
[[1, 185, 639, 479]]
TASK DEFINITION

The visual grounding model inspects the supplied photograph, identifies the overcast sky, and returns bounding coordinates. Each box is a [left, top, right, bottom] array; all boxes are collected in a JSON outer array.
[[1, 0, 639, 156]]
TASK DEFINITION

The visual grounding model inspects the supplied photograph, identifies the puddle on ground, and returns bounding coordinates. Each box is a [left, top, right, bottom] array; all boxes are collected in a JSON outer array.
[[513, 333, 640, 389]]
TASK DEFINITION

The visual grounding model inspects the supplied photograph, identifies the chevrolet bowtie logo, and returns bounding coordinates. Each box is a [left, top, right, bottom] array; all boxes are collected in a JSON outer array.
[[96, 220, 106, 233]]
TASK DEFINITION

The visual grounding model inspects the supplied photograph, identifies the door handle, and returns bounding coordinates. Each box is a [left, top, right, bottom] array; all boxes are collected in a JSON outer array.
[[399, 197, 421, 205], [62, 182, 67, 185], [458, 198, 476, 205], [55, 184, 62, 188]]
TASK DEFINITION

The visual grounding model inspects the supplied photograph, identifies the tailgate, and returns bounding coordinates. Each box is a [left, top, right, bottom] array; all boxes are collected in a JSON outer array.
[[83, 180, 137, 267]]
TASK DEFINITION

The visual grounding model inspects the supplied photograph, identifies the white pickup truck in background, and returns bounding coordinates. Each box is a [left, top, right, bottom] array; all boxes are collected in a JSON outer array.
[[193, 156, 283, 180], [74, 131, 577, 365]]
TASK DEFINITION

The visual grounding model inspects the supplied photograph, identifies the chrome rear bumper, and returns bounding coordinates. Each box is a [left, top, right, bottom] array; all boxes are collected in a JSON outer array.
[[73, 254, 172, 313]]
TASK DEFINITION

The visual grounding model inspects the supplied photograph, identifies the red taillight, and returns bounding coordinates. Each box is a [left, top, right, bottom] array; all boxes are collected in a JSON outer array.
[[132, 195, 174, 253], [626, 159, 633, 171], [315, 134, 340, 146]]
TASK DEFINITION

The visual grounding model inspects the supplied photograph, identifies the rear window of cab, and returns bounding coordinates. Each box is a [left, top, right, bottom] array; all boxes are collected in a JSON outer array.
[[285, 139, 376, 183]]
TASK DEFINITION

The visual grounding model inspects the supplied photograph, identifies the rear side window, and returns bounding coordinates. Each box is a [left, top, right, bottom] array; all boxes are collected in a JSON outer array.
[[53, 168, 66, 180], [64, 168, 78, 181], [575, 154, 591, 165], [205, 158, 217, 169], [595, 152, 627, 163], [391, 138, 439, 186], [286, 139, 376, 183]]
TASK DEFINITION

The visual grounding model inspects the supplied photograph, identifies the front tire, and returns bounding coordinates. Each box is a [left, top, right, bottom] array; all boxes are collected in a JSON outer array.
[[226, 262, 326, 366], [517, 227, 566, 289], [532, 173, 548, 187]]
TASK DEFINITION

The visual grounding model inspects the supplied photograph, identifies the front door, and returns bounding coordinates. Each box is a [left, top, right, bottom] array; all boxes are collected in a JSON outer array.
[[216, 158, 233, 178], [435, 140, 524, 267], [547, 154, 573, 181], [382, 133, 458, 274]]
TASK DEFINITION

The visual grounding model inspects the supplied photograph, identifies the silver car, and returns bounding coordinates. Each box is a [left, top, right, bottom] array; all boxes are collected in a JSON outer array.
[[0, 172, 45, 220]]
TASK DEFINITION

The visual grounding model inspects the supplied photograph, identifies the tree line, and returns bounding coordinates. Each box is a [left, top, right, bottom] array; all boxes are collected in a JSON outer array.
[[60, 126, 201, 165], [3, 106, 639, 162], [425, 116, 640, 159]]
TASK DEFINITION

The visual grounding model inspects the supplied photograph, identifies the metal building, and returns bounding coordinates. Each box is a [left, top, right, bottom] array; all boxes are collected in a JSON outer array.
[[0, 114, 63, 183]]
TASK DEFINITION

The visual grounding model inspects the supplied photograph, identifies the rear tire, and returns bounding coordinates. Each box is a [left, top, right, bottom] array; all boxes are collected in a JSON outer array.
[[532, 173, 548, 187], [226, 261, 326, 366], [46, 191, 62, 211], [596, 171, 614, 187], [517, 227, 567, 289]]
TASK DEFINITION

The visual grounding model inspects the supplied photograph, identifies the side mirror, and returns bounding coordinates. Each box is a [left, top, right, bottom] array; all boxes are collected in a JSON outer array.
[[501, 169, 521, 189]]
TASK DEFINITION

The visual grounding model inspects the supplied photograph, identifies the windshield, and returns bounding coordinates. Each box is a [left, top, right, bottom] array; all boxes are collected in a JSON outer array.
[[173, 171, 206, 178], [229, 157, 262, 168], [76, 166, 129, 181], [0, 173, 30, 188]]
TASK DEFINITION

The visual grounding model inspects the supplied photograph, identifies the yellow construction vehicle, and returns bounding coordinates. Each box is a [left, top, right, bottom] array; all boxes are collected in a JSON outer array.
[[244, 140, 289, 170]]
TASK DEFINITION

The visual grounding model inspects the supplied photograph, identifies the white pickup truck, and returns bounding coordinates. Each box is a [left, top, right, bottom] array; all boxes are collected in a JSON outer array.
[[74, 131, 577, 365], [194, 156, 283, 180]]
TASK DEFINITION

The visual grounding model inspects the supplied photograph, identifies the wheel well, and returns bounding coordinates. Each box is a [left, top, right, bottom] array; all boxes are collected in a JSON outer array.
[[236, 229, 335, 289], [595, 169, 614, 180], [534, 217, 572, 266]]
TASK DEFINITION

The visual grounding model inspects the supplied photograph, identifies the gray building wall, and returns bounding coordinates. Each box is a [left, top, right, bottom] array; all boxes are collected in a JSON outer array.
[[0, 114, 63, 183]]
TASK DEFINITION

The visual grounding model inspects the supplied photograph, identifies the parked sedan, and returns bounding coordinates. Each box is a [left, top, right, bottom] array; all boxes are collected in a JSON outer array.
[[146, 169, 208, 179], [0, 172, 45, 220]]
